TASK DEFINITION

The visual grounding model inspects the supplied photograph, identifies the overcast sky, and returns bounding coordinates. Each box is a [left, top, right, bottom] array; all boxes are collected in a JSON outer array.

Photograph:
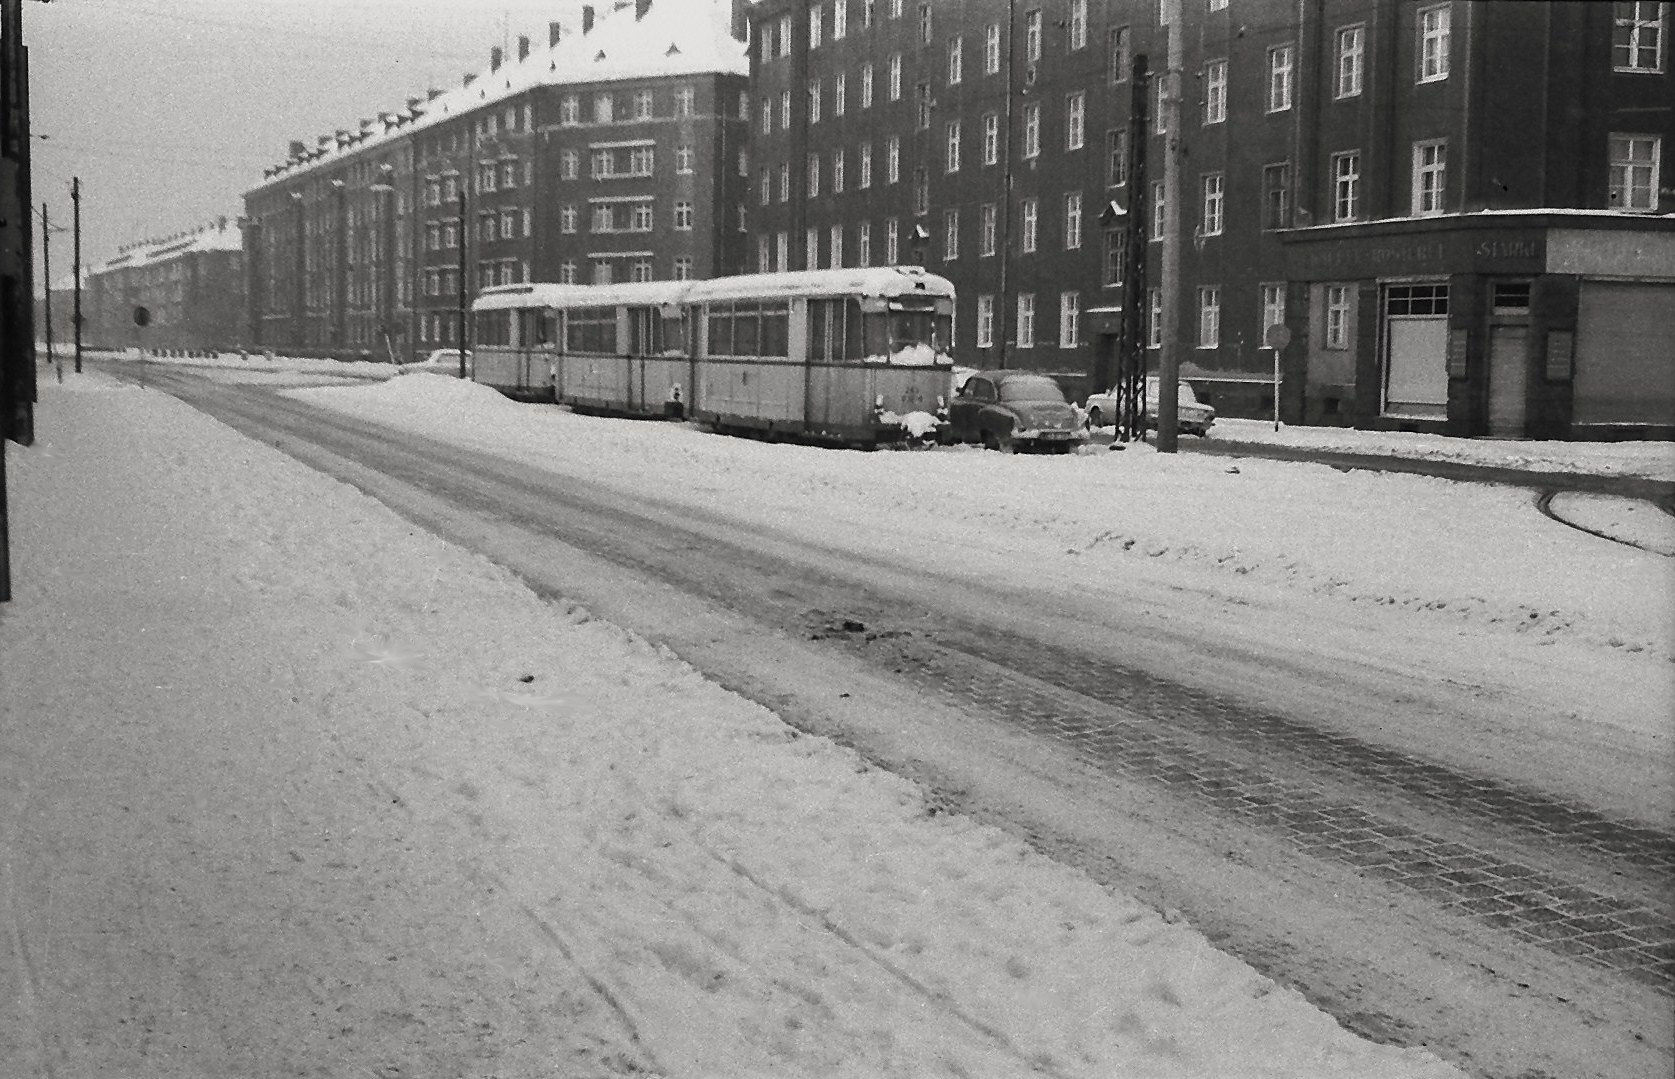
[[27, 0, 624, 287]]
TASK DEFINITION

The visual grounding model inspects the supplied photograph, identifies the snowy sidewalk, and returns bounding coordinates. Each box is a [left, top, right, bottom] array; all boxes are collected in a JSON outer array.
[[0, 377, 1474, 1077]]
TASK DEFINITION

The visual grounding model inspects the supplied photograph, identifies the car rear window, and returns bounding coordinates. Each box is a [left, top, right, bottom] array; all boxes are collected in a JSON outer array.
[[999, 376, 1067, 403]]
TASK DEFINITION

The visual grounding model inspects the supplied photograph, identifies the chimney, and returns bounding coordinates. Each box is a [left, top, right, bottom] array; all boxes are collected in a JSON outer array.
[[729, 0, 749, 42], [288, 139, 306, 159], [635, 0, 651, 19], [517, 34, 530, 61], [490, 46, 503, 71], [549, 21, 563, 47], [463, 72, 477, 87], [582, 5, 595, 34]]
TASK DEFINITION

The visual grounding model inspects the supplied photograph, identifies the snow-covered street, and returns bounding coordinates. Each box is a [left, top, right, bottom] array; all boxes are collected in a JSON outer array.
[[2, 360, 1670, 1077]]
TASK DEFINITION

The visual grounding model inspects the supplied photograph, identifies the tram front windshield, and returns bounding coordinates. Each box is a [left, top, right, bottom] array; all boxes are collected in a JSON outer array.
[[872, 304, 953, 366]]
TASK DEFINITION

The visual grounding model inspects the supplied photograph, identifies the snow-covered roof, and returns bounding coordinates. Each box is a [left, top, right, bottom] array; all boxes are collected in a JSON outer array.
[[474, 267, 958, 312], [94, 218, 242, 274], [252, 0, 748, 195]]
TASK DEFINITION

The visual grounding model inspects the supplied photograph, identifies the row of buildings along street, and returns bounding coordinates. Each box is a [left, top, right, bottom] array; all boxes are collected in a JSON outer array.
[[49, 0, 1675, 440]]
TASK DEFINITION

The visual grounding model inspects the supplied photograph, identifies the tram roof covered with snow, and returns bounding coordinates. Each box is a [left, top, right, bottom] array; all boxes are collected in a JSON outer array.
[[473, 266, 956, 314]]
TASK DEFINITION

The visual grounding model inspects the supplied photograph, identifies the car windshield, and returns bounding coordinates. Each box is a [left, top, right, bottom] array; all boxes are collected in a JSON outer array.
[[999, 376, 1067, 403]]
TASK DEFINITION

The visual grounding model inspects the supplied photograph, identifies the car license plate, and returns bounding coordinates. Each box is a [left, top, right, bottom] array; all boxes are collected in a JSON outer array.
[[1042, 430, 1071, 439]]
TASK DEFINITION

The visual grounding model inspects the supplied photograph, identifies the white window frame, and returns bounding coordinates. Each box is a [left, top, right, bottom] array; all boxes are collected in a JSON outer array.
[[1325, 284, 1352, 349], [1059, 291, 1080, 347], [980, 203, 998, 256], [1614, 1, 1667, 71], [1204, 59, 1228, 124], [1609, 133, 1662, 211], [1021, 197, 1039, 253], [1150, 181, 1166, 243], [806, 227, 820, 269], [833, 148, 846, 193], [860, 143, 873, 188], [985, 23, 1002, 74], [1336, 25, 1365, 98], [1069, 0, 1088, 50], [948, 36, 964, 84], [1201, 172, 1224, 236], [1064, 191, 1083, 249], [830, 224, 845, 267], [889, 53, 903, 100], [944, 209, 960, 260], [946, 120, 962, 172], [1268, 44, 1294, 112], [885, 217, 899, 264], [976, 294, 995, 348], [807, 152, 821, 199], [834, 72, 847, 116], [861, 63, 875, 109], [983, 112, 1000, 165], [1418, 4, 1451, 83], [1066, 92, 1086, 150], [1332, 151, 1361, 222], [1261, 282, 1286, 336], [1199, 285, 1221, 348], [1025, 9, 1043, 63], [1017, 293, 1036, 348], [1023, 102, 1042, 158], [858, 221, 872, 266], [887, 136, 901, 184], [1411, 139, 1447, 216], [1147, 288, 1162, 349]]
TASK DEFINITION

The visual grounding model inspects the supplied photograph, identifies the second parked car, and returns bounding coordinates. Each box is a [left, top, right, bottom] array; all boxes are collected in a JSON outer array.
[[946, 370, 1085, 453], [1083, 376, 1216, 437]]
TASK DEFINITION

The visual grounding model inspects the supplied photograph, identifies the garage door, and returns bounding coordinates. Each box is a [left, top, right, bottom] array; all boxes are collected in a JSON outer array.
[[1574, 282, 1675, 427]]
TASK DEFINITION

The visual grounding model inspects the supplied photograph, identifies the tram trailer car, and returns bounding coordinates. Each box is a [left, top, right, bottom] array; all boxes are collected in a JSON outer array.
[[472, 267, 957, 448]]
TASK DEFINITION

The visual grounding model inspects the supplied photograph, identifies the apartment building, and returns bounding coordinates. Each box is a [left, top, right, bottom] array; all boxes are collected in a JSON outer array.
[[243, 0, 750, 362], [80, 219, 244, 353], [749, 0, 1674, 438]]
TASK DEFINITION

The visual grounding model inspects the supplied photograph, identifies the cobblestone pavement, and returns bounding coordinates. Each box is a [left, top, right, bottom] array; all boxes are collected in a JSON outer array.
[[821, 619, 1675, 995]]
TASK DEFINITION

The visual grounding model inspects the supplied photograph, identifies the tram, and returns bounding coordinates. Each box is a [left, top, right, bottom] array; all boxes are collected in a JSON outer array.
[[471, 266, 956, 446]]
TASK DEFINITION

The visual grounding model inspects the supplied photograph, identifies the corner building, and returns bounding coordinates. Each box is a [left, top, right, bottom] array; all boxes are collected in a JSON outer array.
[[749, 0, 1674, 438], [243, 0, 750, 363]]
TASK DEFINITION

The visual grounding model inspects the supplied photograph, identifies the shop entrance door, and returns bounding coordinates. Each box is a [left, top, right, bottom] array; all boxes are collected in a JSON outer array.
[[1487, 325, 1527, 438]]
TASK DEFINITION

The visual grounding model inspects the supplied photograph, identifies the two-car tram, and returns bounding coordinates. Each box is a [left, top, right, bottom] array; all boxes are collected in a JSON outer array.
[[471, 266, 956, 447]]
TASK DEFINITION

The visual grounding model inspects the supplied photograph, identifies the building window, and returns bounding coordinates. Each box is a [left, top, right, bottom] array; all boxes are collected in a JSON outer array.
[[671, 257, 693, 280], [1148, 288, 1162, 348], [918, 1, 932, 42], [810, 3, 823, 47], [1151, 180, 1166, 242], [985, 23, 1002, 73], [1106, 129, 1129, 186], [833, 148, 846, 192], [944, 209, 960, 260], [632, 259, 654, 283], [1013, 293, 1035, 348], [830, 224, 845, 267], [560, 206, 577, 234], [1064, 191, 1083, 249], [1418, 5, 1450, 83], [976, 294, 995, 347], [634, 90, 654, 120], [777, 230, 790, 270], [1108, 25, 1131, 83], [1023, 102, 1042, 158], [889, 53, 903, 100], [916, 81, 932, 129], [1199, 286, 1221, 348], [1262, 162, 1290, 229], [676, 144, 694, 174], [861, 62, 875, 108], [1025, 9, 1043, 62], [561, 150, 579, 180], [1325, 284, 1352, 349], [860, 143, 873, 188], [1069, 0, 1088, 50], [1609, 133, 1662, 211], [807, 227, 820, 269], [1102, 227, 1128, 287], [1021, 197, 1039, 252], [946, 120, 962, 172], [948, 36, 964, 84], [1615, 1, 1667, 70], [809, 79, 823, 123], [1201, 173, 1224, 236], [858, 221, 872, 266], [886, 217, 899, 263], [887, 136, 901, 184], [561, 94, 579, 124], [759, 168, 772, 205], [1066, 92, 1086, 150], [1268, 45, 1294, 112], [808, 153, 822, 199], [1411, 139, 1447, 216], [1261, 283, 1286, 336], [1059, 291, 1080, 347], [778, 13, 793, 55], [761, 95, 774, 135], [1204, 59, 1228, 124], [593, 260, 613, 285], [982, 112, 1000, 165], [560, 260, 578, 284], [834, 0, 847, 39], [596, 92, 614, 123], [779, 162, 791, 202], [1332, 151, 1361, 221], [980, 203, 998, 255], [913, 167, 929, 214], [1336, 25, 1365, 97]]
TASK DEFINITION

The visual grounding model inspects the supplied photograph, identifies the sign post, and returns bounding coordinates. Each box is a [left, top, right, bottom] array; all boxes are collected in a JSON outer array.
[[1264, 323, 1291, 432], [133, 305, 150, 389]]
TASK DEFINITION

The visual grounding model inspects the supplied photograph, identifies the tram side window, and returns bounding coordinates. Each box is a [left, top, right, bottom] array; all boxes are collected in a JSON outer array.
[[761, 301, 790, 357], [566, 305, 617, 352], [479, 310, 512, 346], [661, 311, 688, 355], [518, 309, 551, 346], [707, 302, 734, 355], [734, 303, 761, 355], [808, 298, 859, 363]]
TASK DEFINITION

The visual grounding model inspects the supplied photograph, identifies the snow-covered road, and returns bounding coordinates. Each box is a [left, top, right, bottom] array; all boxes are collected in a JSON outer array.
[[2, 360, 1670, 1078]]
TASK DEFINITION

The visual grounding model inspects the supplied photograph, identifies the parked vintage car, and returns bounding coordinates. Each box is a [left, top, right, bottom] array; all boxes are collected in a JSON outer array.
[[397, 348, 473, 378], [946, 370, 1085, 453], [1083, 376, 1216, 437]]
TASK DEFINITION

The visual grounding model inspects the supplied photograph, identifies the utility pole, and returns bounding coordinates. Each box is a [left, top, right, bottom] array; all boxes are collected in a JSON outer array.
[[71, 175, 80, 372], [39, 199, 53, 382], [456, 188, 467, 378], [1155, 0, 1184, 453]]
